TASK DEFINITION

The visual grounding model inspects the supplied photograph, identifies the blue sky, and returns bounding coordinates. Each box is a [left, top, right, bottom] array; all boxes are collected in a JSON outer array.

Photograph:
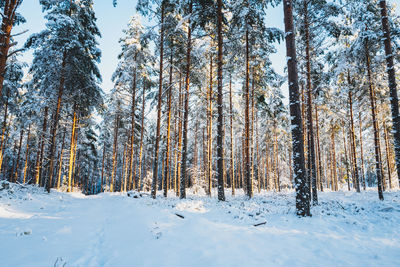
[[14, 0, 286, 96], [13, 1, 399, 99]]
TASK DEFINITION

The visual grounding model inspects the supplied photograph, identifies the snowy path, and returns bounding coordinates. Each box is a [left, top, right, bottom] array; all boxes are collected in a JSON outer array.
[[0, 185, 399, 267]]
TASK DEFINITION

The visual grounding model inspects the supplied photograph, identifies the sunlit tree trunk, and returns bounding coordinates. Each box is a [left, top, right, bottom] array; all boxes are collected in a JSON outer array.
[[138, 84, 146, 191], [383, 121, 393, 189], [22, 125, 31, 184], [128, 54, 137, 192], [110, 114, 119, 193], [0, 0, 23, 98], [244, 29, 252, 198], [67, 111, 77, 193], [343, 127, 351, 191], [151, 1, 165, 199], [56, 129, 66, 189], [0, 100, 8, 177], [365, 40, 384, 200]]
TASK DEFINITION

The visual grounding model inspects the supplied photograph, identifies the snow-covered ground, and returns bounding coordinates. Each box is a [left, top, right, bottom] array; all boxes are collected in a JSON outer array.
[[0, 182, 399, 267]]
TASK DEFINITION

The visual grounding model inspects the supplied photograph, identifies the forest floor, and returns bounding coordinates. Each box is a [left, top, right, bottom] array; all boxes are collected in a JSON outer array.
[[0, 182, 399, 267]]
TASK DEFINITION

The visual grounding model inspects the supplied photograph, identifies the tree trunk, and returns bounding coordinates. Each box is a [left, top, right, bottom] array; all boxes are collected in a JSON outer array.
[[138, 84, 146, 191], [229, 77, 235, 195], [35, 107, 48, 186], [283, 0, 310, 216], [67, 111, 77, 193], [343, 127, 351, 191], [365, 40, 384, 200], [151, 1, 165, 199], [359, 112, 366, 190], [110, 114, 119, 193], [383, 121, 393, 189], [56, 129, 66, 189], [216, 0, 225, 201], [180, 1, 192, 199], [23, 125, 31, 184], [244, 29, 252, 198], [303, 1, 318, 204], [0, 0, 22, 98], [163, 51, 174, 197], [315, 105, 323, 191], [347, 73, 360, 192], [13, 129, 24, 183], [379, 0, 400, 187], [207, 55, 213, 197], [128, 54, 138, 192], [0, 100, 8, 177], [101, 143, 106, 192]]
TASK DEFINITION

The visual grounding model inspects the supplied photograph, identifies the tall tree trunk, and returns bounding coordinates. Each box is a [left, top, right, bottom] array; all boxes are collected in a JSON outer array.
[[180, 1, 192, 199], [229, 77, 235, 195], [163, 52, 174, 197], [304, 1, 318, 204], [13, 129, 24, 183], [244, 29, 252, 198], [151, 1, 165, 199], [23, 125, 31, 184], [348, 80, 360, 192], [216, 0, 225, 201], [383, 121, 393, 189], [46, 52, 66, 193], [56, 129, 66, 189], [283, 0, 310, 216], [315, 105, 323, 191], [67, 111, 77, 193], [0, 0, 22, 98], [101, 143, 106, 192], [128, 54, 137, 192], [379, 0, 400, 187], [0, 100, 8, 177], [359, 112, 366, 190], [207, 55, 213, 196], [138, 84, 146, 191], [365, 40, 384, 200], [35, 107, 48, 186], [110, 114, 119, 193], [343, 127, 351, 191]]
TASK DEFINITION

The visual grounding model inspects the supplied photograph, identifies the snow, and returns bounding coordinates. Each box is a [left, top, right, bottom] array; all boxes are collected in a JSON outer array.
[[0, 182, 400, 266]]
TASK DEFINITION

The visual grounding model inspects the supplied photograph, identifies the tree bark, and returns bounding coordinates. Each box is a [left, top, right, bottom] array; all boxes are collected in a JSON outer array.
[[180, 1, 192, 199], [56, 128, 66, 189], [13, 129, 24, 183], [379, 0, 400, 187], [383, 121, 393, 189], [244, 29, 252, 198], [151, 1, 165, 199], [138, 84, 146, 191], [283, 0, 310, 216], [163, 51, 174, 197], [67, 111, 77, 193], [216, 0, 225, 201], [128, 54, 137, 192], [359, 112, 366, 190], [365, 40, 384, 200], [35, 107, 48, 186], [22, 125, 31, 184], [303, 1, 317, 204], [0, 0, 22, 98], [229, 76, 235, 195], [348, 82, 360, 192]]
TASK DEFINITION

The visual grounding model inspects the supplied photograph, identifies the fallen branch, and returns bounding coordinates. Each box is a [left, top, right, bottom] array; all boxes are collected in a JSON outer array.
[[253, 221, 266, 227], [175, 213, 185, 219]]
